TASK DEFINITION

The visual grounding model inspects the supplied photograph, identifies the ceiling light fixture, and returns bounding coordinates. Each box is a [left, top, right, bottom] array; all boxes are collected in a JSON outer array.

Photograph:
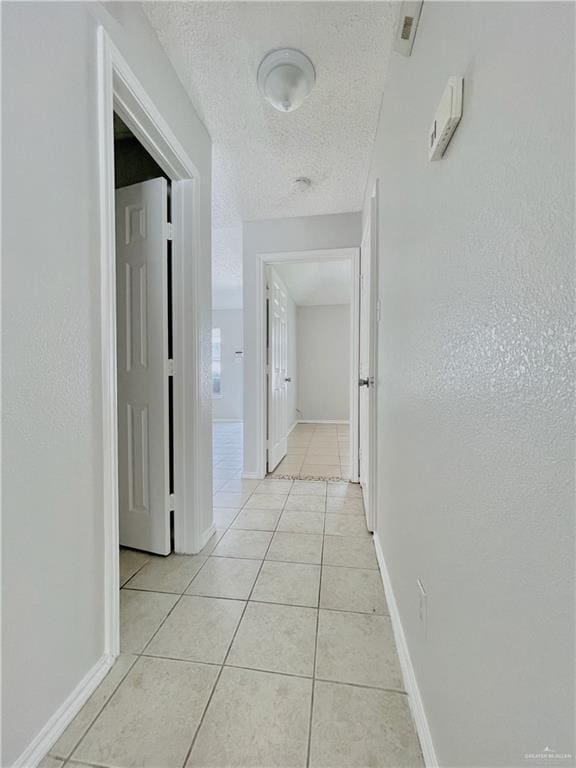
[[257, 49, 316, 113], [293, 176, 312, 191]]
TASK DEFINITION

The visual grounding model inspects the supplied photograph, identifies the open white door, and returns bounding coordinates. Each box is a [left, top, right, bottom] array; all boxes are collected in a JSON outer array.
[[116, 178, 171, 555], [358, 193, 378, 532], [267, 266, 289, 471]]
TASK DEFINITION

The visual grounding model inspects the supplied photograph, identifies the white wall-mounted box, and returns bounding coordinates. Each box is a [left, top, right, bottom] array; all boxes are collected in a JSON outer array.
[[429, 77, 463, 160]]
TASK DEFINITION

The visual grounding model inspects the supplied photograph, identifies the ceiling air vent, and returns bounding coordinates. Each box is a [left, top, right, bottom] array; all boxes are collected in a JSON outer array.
[[394, 1, 423, 57]]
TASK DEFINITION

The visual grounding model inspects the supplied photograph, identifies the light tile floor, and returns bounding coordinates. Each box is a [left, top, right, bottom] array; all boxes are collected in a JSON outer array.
[[212, 421, 352, 484], [272, 422, 351, 480], [45, 424, 423, 768]]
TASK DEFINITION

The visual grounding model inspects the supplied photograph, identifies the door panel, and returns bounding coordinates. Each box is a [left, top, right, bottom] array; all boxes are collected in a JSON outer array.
[[267, 267, 289, 471], [359, 230, 371, 518], [359, 195, 378, 533], [116, 178, 171, 555]]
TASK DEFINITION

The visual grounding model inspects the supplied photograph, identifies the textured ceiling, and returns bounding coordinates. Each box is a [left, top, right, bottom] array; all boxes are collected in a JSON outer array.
[[142, 1, 397, 230], [274, 260, 352, 305]]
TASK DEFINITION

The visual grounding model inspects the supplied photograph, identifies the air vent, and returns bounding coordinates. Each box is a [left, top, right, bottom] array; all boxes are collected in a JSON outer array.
[[400, 15, 414, 40], [394, 1, 423, 57]]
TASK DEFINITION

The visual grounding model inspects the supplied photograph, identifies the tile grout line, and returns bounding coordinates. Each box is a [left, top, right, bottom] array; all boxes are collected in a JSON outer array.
[[305, 477, 327, 768], [179, 478, 294, 768]]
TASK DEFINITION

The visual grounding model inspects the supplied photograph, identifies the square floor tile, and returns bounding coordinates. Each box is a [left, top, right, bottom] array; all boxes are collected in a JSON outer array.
[[310, 681, 423, 768], [280, 463, 306, 472], [213, 507, 240, 527], [232, 509, 281, 531], [187, 666, 311, 768], [39, 758, 63, 768], [73, 656, 218, 768], [291, 480, 327, 496], [324, 515, 370, 538], [212, 529, 272, 559], [213, 491, 251, 508], [305, 454, 341, 464], [244, 493, 288, 510], [316, 610, 403, 690], [322, 536, 378, 569], [220, 478, 260, 493], [302, 465, 341, 478], [227, 601, 317, 677], [50, 654, 137, 758], [145, 595, 244, 664], [326, 497, 365, 515], [119, 549, 150, 587], [187, 557, 261, 600], [277, 511, 325, 534], [125, 554, 206, 594], [252, 561, 321, 607], [254, 479, 293, 494], [285, 494, 326, 512], [198, 528, 226, 556], [327, 487, 361, 502], [266, 532, 323, 565], [120, 589, 179, 653], [320, 566, 388, 614]]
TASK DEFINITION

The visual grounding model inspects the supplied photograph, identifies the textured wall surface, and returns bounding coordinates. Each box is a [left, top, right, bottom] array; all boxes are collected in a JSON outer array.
[[2, 3, 212, 763], [242, 212, 361, 475], [363, 2, 575, 765], [143, 2, 397, 228], [297, 305, 350, 421]]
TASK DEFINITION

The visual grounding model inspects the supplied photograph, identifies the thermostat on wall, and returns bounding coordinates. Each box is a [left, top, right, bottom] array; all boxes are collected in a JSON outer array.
[[428, 77, 463, 161]]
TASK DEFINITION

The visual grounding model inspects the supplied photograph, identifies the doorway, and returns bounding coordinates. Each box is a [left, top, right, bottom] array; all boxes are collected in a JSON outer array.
[[254, 249, 361, 483], [113, 114, 176, 562], [98, 30, 211, 658]]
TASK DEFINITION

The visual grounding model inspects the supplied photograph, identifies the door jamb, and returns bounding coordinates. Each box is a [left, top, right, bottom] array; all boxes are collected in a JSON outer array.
[[361, 181, 380, 532], [254, 248, 361, 481], [97, 28, 209, 658]]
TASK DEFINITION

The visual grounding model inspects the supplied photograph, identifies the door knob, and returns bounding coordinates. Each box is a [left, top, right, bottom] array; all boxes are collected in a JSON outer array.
[[284, 377, 292, 382], [358, 378, 370, 387]]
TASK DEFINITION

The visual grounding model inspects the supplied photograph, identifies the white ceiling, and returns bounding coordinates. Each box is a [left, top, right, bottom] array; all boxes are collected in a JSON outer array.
[[143, 1, 397, 230], [274, 260, 352, 306]]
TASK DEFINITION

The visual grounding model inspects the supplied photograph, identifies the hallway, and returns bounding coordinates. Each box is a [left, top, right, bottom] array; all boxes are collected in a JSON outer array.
[[45, 474, 422, 768]]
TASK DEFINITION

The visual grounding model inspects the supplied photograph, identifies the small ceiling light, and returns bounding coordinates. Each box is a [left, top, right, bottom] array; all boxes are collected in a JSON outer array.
[[293, 176, 312, 191], [257, 49, 316, 113]]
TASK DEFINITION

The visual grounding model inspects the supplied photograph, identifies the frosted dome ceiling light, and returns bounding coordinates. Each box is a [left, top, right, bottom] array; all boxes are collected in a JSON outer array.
[[257, 49, 316, 113]]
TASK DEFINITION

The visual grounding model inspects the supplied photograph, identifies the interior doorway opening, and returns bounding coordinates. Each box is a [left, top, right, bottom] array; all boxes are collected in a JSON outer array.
[[113, 114, 174, 560], [253, 249, 361, 485], [98, 29, 210, 658], [265, 260, 354, 482]]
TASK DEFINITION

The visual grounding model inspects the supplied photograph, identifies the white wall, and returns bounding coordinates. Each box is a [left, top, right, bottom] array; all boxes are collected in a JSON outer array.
[[364, 3, 575, 766], [2, 3, 212, 764], [212, 310, 243, 422], [297, 305, 350, 422], [242, 212, 361, 474]]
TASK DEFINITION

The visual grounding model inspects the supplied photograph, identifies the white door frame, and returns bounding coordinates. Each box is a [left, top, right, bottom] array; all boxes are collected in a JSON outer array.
[[361, 181, 380, 532], [97, 28, 209, 657], [254, 248, 361, 480]]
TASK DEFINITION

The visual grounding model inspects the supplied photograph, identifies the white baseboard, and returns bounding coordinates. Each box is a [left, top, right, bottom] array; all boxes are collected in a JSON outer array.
[[297, 419, 350, 425], [212, 418, 243, 423], [241, 471, 263, 480], [288, 421, 298, 436], [373, 533, 438, 768], [12, 653, 114, 768], [197, 523, 216, 554]]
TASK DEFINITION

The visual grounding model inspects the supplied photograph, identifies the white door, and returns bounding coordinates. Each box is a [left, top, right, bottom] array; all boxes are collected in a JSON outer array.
[[267, 266, 289, 471], [359, 195, 378, 532], [116, 178, 171, 555]]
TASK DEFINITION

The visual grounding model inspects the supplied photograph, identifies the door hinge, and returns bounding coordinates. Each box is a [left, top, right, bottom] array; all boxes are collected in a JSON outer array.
[[168, 359, 174, 376], [168, 492, 175, 512], [165, 222, 173, 241]]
